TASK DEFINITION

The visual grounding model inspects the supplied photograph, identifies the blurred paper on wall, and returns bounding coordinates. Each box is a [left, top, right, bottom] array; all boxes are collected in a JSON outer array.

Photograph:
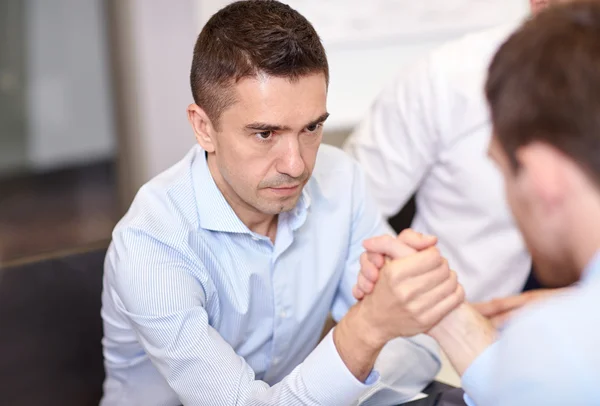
[[198, 0, 529, 48]]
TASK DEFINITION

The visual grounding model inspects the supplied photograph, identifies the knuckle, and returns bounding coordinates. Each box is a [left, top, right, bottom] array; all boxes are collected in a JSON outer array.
[[366, 252, 379, 262], [380, 264, 393, 281], [457, 285, 466, 301], [358, 273, 367, 285], [441, 261, 451, 278], [360, 252, 370, 264], [415, 313, 430, 327], [359, 277, 371, 291], [397, 289, 411, 304], [428, 247, 443, 265], [449, 271, 458, 286]]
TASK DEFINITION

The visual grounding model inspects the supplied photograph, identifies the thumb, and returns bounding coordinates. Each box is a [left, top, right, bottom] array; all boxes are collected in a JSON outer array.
[[363, 235, 417, 259], [397, 229, 437, 251]]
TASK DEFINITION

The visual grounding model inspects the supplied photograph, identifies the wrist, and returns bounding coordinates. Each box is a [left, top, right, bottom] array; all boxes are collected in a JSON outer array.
[[352, 299, 391, 350], [427, 303, 497, 376], [333, 304, 385, 382], [428, 306, 461, 342], [429, 303, 497, 342], [336, 303, 387, 353]]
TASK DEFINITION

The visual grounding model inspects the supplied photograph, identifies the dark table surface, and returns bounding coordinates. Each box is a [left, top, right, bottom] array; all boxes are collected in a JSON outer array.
[[0, 249, 106, 406], [401, 381, 466, 406]]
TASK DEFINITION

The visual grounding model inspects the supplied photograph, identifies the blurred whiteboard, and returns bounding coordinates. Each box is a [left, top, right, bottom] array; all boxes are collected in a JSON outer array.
[[286, 0, 527, 48], [198, 0, 527, 48]]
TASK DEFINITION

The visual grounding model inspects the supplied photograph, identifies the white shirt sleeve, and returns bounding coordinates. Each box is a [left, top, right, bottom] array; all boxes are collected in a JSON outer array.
[[344, 56, 445, 218]]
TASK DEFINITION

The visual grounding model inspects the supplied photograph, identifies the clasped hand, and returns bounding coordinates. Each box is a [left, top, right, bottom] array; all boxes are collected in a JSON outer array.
[[353, 230, 465, 344]]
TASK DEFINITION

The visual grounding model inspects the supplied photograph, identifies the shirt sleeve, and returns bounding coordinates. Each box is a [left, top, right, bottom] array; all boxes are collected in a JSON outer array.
[[343, 55, 444, 218], [461, 302, 588, 406], [329, 162, 441, 405], [108, 228, 377, 406]]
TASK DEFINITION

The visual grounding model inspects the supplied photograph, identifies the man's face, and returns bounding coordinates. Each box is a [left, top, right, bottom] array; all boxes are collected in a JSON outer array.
[[204, 73, 328, 217], [488, 136, 578, 287]]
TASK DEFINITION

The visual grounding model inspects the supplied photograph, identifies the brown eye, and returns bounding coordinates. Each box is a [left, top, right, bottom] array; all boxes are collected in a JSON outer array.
[[255, 131, 273, 141], [306, 123, 322, 133]]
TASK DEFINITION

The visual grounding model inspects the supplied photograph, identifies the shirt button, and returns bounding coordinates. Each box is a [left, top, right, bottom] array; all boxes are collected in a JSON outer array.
[[273, 357, 281, 365], [279, 311, 287, 318]]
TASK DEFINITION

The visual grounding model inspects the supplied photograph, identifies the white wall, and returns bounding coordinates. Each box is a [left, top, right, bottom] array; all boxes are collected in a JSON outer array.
[[26, 0, 116, 170], [110, 0, 199, 206]]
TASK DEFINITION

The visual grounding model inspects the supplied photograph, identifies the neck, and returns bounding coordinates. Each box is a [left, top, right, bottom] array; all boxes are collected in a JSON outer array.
[[207, 155, 278, 240]]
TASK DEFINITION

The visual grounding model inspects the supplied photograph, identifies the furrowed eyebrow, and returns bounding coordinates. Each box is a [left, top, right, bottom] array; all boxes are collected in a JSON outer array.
[[305, 112, 330, 128], [245, 123, 289, 132], [244, 112, 329, 132]]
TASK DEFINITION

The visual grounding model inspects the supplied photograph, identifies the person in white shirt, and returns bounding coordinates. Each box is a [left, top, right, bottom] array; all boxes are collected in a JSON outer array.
[[345, 0, 566, 324]]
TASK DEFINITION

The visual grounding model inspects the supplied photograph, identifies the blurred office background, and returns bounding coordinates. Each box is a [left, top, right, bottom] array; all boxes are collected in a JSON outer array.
[[0, 0, 528, 266]]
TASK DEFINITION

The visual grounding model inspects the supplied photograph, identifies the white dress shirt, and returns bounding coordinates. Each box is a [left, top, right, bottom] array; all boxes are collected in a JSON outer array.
[[345, 23, 531, 302], [101, 144, 439, 406]]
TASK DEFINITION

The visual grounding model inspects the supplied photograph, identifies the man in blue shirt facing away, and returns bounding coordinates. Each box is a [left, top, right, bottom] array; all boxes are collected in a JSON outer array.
[[361, 1, 600, 405], [100, 1, 466, 405]]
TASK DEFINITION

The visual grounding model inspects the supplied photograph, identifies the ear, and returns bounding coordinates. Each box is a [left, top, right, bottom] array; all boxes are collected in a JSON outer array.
[[187, 104, 217, 153], [516, 142, 568, 208]]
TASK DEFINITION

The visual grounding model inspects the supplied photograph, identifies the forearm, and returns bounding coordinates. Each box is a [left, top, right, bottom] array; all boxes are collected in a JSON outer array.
[[428, 303, 497, 376], [333, 303, 386, 382]]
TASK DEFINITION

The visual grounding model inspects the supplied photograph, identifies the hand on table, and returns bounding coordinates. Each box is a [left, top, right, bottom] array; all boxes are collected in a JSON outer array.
[[472, 288, 569, 328]]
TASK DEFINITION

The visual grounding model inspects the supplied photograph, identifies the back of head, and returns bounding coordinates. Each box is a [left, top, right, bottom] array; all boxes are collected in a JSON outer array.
[[486, 0, 600, 185], [190, 0, 328, 128]]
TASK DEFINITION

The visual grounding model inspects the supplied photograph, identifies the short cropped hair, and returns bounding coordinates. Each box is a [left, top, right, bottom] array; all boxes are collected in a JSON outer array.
[[190, 0, 329, 128], [486, 0, 600, 185]]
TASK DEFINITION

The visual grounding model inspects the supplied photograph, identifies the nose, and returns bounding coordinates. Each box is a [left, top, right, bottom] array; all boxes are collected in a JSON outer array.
[[276, 135, 305, 179]]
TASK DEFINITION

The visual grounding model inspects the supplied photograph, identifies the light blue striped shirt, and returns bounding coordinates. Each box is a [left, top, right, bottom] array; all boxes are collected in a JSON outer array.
[[462, 253, 600, 406], [101, 144, 440, 406]]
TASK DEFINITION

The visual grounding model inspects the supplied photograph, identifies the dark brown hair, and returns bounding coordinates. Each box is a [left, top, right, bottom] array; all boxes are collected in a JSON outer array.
[[190, 0, 329, 128], [486, 0, 600, 183]]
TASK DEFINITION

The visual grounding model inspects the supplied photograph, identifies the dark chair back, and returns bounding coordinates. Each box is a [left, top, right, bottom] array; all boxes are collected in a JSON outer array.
[[0, 249, 107, 406]]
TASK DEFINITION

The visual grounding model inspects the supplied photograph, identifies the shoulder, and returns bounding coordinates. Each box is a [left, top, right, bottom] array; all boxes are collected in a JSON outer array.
[[431, 23, 517, 77], [105, 147, 213, 311], [429, 24, 516, 103], [111, 146, 201, 252]]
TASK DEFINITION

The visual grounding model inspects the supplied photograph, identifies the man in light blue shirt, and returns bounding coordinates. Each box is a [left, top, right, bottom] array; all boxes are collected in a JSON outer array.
[[100, 1, 466, 405], [361, 2, 600, 405]]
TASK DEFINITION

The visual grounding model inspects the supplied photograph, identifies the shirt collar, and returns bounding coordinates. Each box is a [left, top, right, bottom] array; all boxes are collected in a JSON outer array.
[[581, 251, 600, 284], [192, 146, 311, 234]]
